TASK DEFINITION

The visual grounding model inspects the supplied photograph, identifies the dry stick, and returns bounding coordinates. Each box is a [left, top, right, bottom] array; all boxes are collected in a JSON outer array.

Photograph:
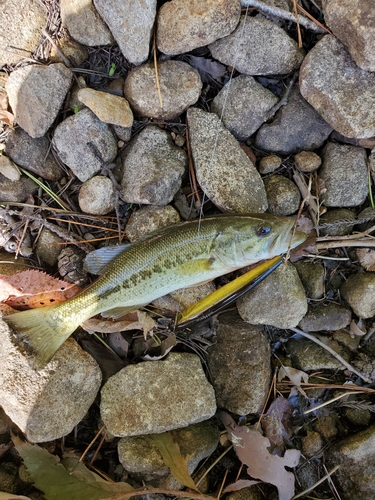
[[290, 327, 372, 383], [316, 240, 375, 250], [291, 0, 302, 47], [240, 0, 326, 33], [295, 3, 331, 34], [263, 71, 299, 121], [186, 126, 202, 210], [153, 32, 163, 110], [292, 465, 340, 500], [292, 169, 320, 228]]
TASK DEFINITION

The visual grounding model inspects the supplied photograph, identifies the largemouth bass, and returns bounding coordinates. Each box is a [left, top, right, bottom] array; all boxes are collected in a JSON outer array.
[[4, 214, 306, 366]]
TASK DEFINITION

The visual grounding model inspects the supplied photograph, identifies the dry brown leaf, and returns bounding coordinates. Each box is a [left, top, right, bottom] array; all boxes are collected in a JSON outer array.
[[81, 310, 156, 335], [0, 109, 15, 126], [143, 333, 177, 360], [278, 365, 308, 397], [220, 412, 300, 500], [0, 91, 8, 110], [349, 319, 367, 337], [0, 270, 81, 309], [262, 396, 294, 451], [223, 480, 259, 494], [150, 432, 199, 492], [356, 247, 375, 271]]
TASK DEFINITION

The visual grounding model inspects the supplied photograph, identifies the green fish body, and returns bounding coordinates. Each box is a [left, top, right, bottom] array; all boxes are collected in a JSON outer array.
[[4, 214, 306, 366]]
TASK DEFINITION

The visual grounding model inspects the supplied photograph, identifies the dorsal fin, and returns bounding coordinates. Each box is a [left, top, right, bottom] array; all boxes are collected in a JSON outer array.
[[84, 244, 131, 275]]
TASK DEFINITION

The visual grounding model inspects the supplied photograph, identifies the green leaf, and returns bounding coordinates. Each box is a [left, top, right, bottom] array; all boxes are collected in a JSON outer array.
[[108, 63, 116, 77], [12, 434, 134, 500], [73, 104, 79, 114], [150, 432, 199, 492]]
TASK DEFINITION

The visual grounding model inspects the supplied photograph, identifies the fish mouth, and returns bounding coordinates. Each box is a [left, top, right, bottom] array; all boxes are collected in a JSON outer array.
[[270, 221, 307, 254]]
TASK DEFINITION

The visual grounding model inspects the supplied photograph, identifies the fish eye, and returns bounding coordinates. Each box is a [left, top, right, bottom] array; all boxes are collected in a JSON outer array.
[[256, 225, 272, 237]]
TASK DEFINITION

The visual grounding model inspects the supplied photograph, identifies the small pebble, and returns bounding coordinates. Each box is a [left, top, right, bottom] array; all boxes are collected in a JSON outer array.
[[78, 176, 115, 215], [294, 151, 321, 172], [264, 175, 301, 216], [258, 155, 282, 174]]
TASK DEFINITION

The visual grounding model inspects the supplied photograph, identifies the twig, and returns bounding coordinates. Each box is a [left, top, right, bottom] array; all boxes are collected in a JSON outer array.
[[42, 28, 71, 67], [290, 327, 372, 383], [293, 168, 320, 228], [291, 0, 302, 47], [153, 31, 163, 110], [185, 126, 202, 210], [240, 0, 326, 33], [263, 72, 299, 122], [292, 465, 340, 499], [316, 240, 375, 251], [112, 487, 217, 500]]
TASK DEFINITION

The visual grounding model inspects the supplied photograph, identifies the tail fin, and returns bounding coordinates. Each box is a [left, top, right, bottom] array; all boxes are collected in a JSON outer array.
[[4, 305, 77, 367]]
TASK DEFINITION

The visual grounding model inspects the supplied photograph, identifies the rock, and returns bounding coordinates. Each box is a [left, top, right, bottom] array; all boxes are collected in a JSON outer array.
[[320, 143, 368, 207], [322, 0, 375, 71], [341, 272, 375, 319], [344, 407, 372, 427], [0, 407, 14, 435], [60, 0, 114, 46], [0, 319, 101, 443], [327, 424, 375, 499], [300, 35, 375, 139], [187, 108, 268, 213], [100, 352, 216, 436], [35, 228, 65, 266], [125, 205, 180, 242], [209, 16, 304, 75], [49, 36, 89, 67], [294, 261, 325, 299], [254, 86, 332, 154], [121, 126, 187, 205], [301, 430, 323, 458], [77, 88, 134, 128], [0, 155, 20, 182], [258, 154, 282, 174], [207, 311, 271, 415], [298, 303, 352, 332], [286, 335, 351, 371], [113, 125, 132, 143], [157, 0, 240, 55], [78, 176, 115, 215], [118, 422, 219, 488], [211, 75, 278, 141], [314, 414, 339, 440], [6, 63, 73, 138], [0, 0, 46, 66], [294, 151, 321, 172], [68, 76, 87, 113], [237, 261, 307, 329], [5, 128, 63, 181], [53, 108, 118, 182], [93, 0, 156, 65], [0, 170, 37, 203], [264, 175, 300, 216], [124, 61, 202, 120], [226, 486, 263, 500], [319, 208, 356, 236]]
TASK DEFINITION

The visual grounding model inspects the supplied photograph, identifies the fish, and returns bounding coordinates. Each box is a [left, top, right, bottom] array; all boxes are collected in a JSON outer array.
[[4, 214, 306, 366]]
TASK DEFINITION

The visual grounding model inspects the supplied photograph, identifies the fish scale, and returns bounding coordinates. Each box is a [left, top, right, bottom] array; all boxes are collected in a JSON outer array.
[[4, 214, 306, 367]]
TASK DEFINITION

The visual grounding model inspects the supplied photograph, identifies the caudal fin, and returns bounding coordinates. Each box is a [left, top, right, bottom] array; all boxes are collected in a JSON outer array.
[[4, 305, 76, 367]]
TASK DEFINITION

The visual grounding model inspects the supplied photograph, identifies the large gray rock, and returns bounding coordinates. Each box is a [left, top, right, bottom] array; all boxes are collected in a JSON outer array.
[[298, 303, 352, 332], [187, 108, 268, 213], [60, 0, 114, 46], [100, 352, 216, 436], [0, 319, 101, 443], [93, 0, 156, 65], [327, 424, 375, 499], [121, 126, 187, 205], [53, 108, 118, 182], [319, 143, 368, 207], [6, 63, 73, 138], [300, 35, 375, 139], [208, 311, 271, 416], [157, 0, 240, 55], [211, 75, 278, 141], [237, 261, 307, 329], [124, 60, 202, 120], [118, 422, 219, 488], [5, 128, 63, 181], [323, 0, 375, 72], [209, 16, 304, 75], [341, 272, 375, 319], [254, 86, 332, 154], [0, 0, 46, 67]]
